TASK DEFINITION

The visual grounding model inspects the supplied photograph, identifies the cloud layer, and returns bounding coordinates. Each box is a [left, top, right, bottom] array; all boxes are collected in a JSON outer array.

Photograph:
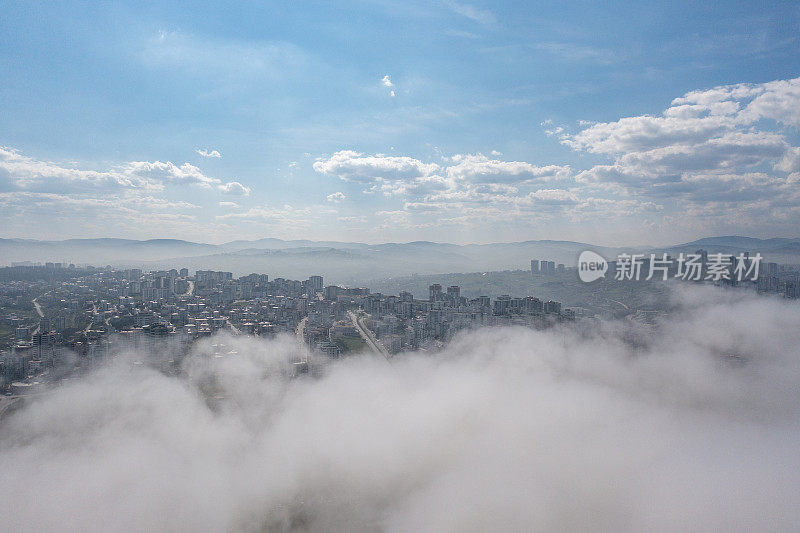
[[2, 286, 799, 531]]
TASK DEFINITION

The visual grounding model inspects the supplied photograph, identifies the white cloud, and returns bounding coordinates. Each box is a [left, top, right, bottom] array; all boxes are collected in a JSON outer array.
[[314, 150, 579, 228], [326, 192, 346, 203], [563, 114, 733, 155], [530, 188, 578, 203], [0, 147, 240, 194], [565, 76, 800, 157], [121, 161, 221, 189], [0, 147, 155, 193], [563, 75, 800, 222], [776, 146, 800, 173], [313, 151, 440, 184], [446, 153, 571, 183], [217, 181, 251, 196], [195, 149, 221, 158], [381, 75, 397, 97], [218, 201, 239, 208]]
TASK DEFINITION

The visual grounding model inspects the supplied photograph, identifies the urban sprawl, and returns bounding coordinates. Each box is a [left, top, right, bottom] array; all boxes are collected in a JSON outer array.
[[1, 253, 799, 394], [1, 263, 576, 391]]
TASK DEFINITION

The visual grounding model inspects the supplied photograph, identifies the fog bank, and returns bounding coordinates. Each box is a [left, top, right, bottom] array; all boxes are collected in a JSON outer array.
[[1, 285, 799, 532]]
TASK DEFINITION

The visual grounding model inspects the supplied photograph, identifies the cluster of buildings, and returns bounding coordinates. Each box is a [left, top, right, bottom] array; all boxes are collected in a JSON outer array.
[[531, 259, 566, 275], [359, 283, 573, 354], [755, 261, 800, 298], [0, 265, 578, 389], [0, 267, 345, 386]]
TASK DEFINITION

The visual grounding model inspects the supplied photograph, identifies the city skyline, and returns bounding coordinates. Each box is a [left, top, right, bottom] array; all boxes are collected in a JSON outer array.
[[2, 2, 800, 245]]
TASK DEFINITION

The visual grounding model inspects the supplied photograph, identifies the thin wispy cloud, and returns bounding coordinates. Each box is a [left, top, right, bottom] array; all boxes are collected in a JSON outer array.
[[444, 0, 496, 25], [532, 42, 618, 64]]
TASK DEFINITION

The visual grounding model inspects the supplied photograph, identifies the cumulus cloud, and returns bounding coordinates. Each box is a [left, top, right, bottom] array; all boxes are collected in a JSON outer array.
[[561, 75, 800, 232], [313, 151, 440, 184], [0, 147, 156, 193], [196, 148, 222, 158], [0, 146, 240, 194], [0, 146, 253, 238], [445, 153, 570, 183], [530, 188, 578, 203], [121, 161, 222, 189], [312, 150, 578, 227], [313, 151, 569, 188], [564, 76, 800, 158], [1, 286, 800, 531], [326, 191, 346, 203], [217, 181, 251, 196]]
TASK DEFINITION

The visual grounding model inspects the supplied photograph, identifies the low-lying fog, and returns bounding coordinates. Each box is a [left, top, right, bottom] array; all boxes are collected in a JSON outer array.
[[2, 285, 799, 532]]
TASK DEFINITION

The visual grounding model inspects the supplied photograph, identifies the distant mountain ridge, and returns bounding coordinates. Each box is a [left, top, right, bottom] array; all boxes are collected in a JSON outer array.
[[1, 235, 798, 284], [667, 236, 800, 255]]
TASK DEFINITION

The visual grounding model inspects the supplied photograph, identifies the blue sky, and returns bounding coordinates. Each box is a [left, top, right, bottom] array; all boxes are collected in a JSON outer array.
[[1, 1, 799, 245]]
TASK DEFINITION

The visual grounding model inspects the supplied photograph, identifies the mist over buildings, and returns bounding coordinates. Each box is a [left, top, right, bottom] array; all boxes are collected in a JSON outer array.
[[1, 284, 799, 532]]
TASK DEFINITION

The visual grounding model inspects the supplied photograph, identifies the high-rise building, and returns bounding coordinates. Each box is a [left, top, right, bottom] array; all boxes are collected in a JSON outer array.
[[447, 285, 460, 303], [531, 259, 540, 274], [429, 284, 442, 302], [541, 260, 556, 275], [767, 262, 779, 276], [309, 275, 323, 293], [324, 285, 340, 300]]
